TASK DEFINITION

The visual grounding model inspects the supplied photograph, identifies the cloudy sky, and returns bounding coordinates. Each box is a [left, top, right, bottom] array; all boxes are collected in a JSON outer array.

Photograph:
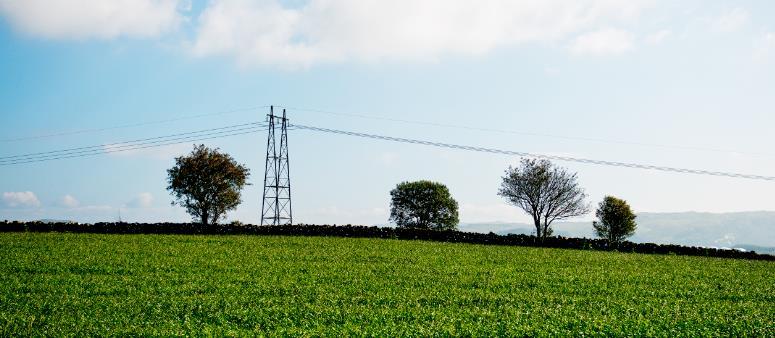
[[1, 0, 774, 225]]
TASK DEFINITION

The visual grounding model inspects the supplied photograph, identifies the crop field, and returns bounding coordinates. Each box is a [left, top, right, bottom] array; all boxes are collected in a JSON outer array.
[[0, 233, 773, 336]]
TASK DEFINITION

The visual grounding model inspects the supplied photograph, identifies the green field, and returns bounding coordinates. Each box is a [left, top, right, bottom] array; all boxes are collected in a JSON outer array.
[[1, 233, 772, 336]]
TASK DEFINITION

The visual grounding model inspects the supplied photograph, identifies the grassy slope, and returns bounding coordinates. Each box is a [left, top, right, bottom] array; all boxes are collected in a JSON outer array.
[[0, 233, 772, 336]]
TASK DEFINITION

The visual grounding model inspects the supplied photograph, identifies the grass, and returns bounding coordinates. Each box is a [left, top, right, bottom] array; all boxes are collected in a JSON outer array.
[[0, 233, 772, 336]]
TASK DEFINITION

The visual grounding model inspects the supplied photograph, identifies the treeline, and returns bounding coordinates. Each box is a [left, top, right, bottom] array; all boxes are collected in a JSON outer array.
[[2, 221, 772, 261]]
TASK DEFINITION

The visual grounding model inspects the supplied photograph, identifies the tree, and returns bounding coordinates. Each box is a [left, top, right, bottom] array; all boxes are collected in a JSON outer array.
[[389, 180, 459, 230], [498, 158, 589, 240], [593, 196, 637, 245], [167, 144, 250, 226]]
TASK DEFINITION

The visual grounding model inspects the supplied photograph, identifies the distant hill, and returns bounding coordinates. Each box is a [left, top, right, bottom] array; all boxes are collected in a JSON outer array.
[[35, 219, 76, 224], [458, 211, 775, 250], [733, 244, 775, 255]]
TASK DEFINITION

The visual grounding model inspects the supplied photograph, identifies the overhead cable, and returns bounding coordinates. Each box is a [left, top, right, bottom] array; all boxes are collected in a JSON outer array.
[[279, 105, 772, 157], [0, 122, 266, 162], [1, 128, 266, 165], [0, 105, 269, 143], [291, 123, 775, 181]]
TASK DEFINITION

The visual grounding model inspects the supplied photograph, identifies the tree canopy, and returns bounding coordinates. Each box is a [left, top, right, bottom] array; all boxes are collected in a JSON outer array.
[[389, 180, 459, 230], [498, 158, 589, 240], [593, 196, 637, 245], [167, 144, 250, 226]]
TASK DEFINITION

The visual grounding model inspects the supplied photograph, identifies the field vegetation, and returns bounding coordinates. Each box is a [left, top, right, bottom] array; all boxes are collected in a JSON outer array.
[[1, 233, 772, 336]]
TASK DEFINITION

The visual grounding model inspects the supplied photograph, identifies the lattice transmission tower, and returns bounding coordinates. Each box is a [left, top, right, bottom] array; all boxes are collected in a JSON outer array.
[[261, 106, 293, 225]]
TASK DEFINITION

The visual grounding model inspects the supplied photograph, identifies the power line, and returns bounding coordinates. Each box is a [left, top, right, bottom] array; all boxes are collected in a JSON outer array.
[[0, 122, 266, 162], [1, 128, 265, 165], [291, 123, 775, 181], [9, 103, 767, 157], [0, 125, 266, 163], [279, 105, 773, 158], [0, 127, 266, 166], [3, 113, 773, 181], [0, 105, 270, 143]]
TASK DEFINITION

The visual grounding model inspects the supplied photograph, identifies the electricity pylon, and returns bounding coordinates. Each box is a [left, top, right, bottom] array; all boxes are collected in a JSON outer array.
[[261, 106, 293, 225]]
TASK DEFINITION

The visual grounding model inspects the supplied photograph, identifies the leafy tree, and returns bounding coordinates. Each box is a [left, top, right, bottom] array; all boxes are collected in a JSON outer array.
[[389, 180, 459, 230], [498, 158, 589, 240], [167, 144, 250, 226], [593, 196, 637, 245]]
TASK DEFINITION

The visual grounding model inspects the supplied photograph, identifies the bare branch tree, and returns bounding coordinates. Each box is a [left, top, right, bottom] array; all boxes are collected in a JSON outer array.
[[498, 158, 589, 240]]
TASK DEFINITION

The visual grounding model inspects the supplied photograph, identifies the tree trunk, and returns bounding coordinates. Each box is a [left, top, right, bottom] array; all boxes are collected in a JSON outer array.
[[201, 209, 208, 226], [533, 216, 542, 240]]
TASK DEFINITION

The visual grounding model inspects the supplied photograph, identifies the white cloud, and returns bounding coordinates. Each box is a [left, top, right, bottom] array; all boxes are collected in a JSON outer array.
[[0, 0, 184, 40], [0, 0, 655, 66], [192, 0, 651, 67], [2, 191, 41, 208], [645, 29, 671, 45], [711, 7, 749, 33], [127, 192, 154, 208], [61, 194, 80, 208], [569, 27, 634, 56]]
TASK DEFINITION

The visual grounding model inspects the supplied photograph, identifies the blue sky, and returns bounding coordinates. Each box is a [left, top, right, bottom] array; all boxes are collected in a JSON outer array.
[[1, 0, 774, 226]]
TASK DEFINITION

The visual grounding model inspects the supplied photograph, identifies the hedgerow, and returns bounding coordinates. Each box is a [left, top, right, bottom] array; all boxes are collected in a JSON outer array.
[[1, 221, 771, 260]]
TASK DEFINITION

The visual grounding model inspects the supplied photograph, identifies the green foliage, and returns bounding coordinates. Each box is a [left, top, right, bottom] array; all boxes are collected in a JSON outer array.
[[166, 144, 250, 225], [593, 196, 638, 245], [0, 233, 772, 336], [498, 158, 589, 240], [389, 180, 459, 230]]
